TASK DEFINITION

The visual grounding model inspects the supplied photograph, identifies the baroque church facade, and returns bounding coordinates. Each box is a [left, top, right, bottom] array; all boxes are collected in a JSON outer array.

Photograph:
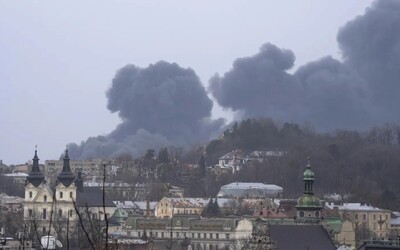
[[23, 149, 115, 240]]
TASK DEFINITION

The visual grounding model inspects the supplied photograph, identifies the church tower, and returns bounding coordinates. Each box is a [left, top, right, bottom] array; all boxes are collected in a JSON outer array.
[[55, 149, 76, 211], [296, 158, 322, 224], [24, 147, 55, 235]]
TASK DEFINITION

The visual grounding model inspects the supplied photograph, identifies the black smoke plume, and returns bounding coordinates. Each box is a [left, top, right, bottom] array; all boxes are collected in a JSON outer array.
[[69, 0, 400, 159], [69, 61, 223, 159], [210, 0, 400, 130]]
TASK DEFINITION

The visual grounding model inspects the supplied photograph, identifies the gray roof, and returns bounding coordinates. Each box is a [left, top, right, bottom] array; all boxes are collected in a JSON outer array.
[[357, 244, 400, 250], [76, 187, 116, 208], [269, 224, 336, 250]]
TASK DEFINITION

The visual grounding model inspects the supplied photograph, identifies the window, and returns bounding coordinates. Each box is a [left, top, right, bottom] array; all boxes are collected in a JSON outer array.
[[44, 195, 47, 202], [192, 233, 195, 238], [210, 233, 213, 239], [374, 214, 376, 220], [363, 214, 366, 220], [29, 191, 32, 198], [28, 209, 32, 217], [225, 234, 230, 239], [204, 233, 207, 238], [386, 215, 388, 220], [198, 233, 201, 238], [70, 192, 73, 198], [161, 232, 164, 238], [43, 227, 46, 234], [43, 209, 47, 219], [60, 192, 63, 199], [216, 233, 219, 239], [69, 210, 73, 217], [176, 232, 179, 237], [355, 214, 358, 220], [59, 209, 62, 217]]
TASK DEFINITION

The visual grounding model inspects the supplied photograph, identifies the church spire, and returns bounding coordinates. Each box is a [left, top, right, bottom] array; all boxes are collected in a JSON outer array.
[[303, 157, 315, 194], [57, 146, 75, 187], [296, 157, 322, 224], [26, 146, 45, 187]]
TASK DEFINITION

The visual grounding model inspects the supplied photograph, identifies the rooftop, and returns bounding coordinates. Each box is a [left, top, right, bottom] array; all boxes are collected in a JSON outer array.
[[325, 203, 387, 212], [220, 182, 283, 191]]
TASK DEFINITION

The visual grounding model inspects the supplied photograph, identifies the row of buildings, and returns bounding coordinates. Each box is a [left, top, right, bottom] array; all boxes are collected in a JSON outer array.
[[1, 150, 400, 249]]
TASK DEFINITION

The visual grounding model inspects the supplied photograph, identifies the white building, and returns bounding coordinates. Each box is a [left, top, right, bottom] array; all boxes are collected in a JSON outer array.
[[217, 182, 283, 199]]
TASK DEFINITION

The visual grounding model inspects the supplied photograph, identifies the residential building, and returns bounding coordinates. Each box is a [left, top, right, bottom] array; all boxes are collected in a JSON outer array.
[[325, 202, 391, 239], [155, 197, 208, 218], [44, 158, 107, 177], [113, 215, 253, 250]]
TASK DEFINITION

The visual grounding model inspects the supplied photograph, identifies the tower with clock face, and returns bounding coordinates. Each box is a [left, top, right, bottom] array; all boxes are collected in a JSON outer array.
[[296, 158, 322, 224]]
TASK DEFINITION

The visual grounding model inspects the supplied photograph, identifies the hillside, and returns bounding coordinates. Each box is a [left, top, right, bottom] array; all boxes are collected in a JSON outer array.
[[204, 118, 400, 210]]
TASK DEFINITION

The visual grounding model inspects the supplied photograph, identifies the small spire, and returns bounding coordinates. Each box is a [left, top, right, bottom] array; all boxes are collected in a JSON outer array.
[[27, 147, 45, 187], [307, 157, 311, 168], [57, 147, 75, 187]]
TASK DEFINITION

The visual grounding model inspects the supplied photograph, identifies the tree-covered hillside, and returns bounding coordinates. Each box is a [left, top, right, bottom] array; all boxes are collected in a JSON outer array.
[[204, 118, 400, 210]]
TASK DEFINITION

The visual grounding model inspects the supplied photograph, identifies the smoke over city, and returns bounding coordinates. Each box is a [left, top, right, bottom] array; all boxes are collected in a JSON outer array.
[[69, 62, 223, 159], [70, 0, 400, 159], [210, 0, 400, 131]]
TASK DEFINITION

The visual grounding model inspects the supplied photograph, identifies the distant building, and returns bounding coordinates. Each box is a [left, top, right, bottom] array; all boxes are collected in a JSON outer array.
[[0, 193, 23, 213], [217, 182, 283, 199], [112, 215, 253, 250], [113, 201, 158, 216], [44, 158, 107, 177], [325, 202, 391, 239], [217, 150, 286, 173], [155, 197, 208, 218], [3, 172, 28, 185], [165, 184, 184, 198], [207, 165, 232, 176]]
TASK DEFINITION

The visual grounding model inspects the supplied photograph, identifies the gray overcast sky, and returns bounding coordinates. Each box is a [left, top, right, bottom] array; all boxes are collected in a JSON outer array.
[[0, 0, 373, 164]]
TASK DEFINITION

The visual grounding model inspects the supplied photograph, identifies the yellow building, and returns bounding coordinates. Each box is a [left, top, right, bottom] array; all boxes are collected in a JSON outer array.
[[326, 203, 391, 239], [155, 197, 209, 218]]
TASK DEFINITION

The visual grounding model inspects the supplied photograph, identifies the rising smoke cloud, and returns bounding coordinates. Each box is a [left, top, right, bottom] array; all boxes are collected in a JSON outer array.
[[210, 0, 400, 131], [69, 61, 223, 159], [70, 0, 400, 159]]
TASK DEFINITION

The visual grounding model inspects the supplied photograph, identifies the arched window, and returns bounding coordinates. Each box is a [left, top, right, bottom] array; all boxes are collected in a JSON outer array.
[[70, 192, 73, 198], [44, 195, 47, 202], [60, 192, 63, 199], [29, 191, 32, 198]]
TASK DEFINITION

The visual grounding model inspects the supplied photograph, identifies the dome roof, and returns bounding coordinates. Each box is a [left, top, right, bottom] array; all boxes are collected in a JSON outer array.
[[303, 158, 314, 180], [303, 168, 314, 180], [297, 194, 321, 208]]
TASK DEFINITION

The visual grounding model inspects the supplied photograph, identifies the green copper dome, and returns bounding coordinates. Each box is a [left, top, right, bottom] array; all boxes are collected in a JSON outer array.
[[297, 194, 321, 208], [303, 158, 314, 180]]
